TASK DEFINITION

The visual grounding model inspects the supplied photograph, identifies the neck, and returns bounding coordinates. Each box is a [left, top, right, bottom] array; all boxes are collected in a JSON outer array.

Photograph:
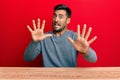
[[53, 27, 68, 37]]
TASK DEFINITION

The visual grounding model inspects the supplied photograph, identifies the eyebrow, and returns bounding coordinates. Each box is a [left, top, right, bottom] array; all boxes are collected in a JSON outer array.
[[54, 13, 65, 17]]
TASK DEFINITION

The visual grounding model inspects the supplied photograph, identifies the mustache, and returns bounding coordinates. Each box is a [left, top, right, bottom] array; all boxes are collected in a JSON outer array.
[[53, 22, 61, 26]]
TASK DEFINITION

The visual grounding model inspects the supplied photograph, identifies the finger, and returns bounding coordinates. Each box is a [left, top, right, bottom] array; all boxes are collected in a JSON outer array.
[[41, 20, 45, 30], [82, 24, 86, 37], [37, 18, 40, 29], [77, 24, 80, 37], [88, 36, 97, 45], [68, 37, 74, 44], [27, 25, 33, 33], [44, 34, 52, 38], [68, 37, 77, 49], [32, 20, 36, 30], [85, 27, 92, 40]]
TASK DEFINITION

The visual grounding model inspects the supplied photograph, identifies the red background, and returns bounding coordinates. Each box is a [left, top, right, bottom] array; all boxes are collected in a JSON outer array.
[[0, 0, 120, 67]]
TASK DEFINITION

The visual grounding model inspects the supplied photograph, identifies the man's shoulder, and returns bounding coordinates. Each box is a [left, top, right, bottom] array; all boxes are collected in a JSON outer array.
[[67, 30, 76, 36], [45, 31, 53, 34]]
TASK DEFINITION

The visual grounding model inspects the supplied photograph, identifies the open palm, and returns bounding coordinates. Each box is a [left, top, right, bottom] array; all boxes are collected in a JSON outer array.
[[27, 19, 52, 42], [68, 24, 97, 55]]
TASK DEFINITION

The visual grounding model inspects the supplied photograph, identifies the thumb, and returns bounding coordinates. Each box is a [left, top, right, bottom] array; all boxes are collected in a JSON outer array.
[[44, 34, 52, 38], [68, 37, 74, 44]]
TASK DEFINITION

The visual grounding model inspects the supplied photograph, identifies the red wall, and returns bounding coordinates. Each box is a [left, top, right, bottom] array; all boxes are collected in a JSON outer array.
[[0, 0, 120, 67]]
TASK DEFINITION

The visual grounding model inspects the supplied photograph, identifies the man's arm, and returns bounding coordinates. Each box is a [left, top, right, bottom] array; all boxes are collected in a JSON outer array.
[[83, 47, 97, 63], [24, 19, 52, 62], [24, 41, 41, 62], [68, 24, 97, 63]]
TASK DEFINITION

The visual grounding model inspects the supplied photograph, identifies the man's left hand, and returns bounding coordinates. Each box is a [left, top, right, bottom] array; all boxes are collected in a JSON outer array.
[[68, 24, 97, 55]]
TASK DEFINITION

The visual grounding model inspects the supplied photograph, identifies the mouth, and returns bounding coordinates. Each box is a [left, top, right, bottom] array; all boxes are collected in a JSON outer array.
[[53, 22, 61, 28]]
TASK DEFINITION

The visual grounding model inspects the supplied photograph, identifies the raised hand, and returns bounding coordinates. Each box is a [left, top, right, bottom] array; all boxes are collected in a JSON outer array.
[[68, 24, 97, 55], [27, 19, 52, 42]]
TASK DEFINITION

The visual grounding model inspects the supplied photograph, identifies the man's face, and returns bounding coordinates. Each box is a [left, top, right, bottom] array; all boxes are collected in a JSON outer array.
[[52, 10, 70, 32]]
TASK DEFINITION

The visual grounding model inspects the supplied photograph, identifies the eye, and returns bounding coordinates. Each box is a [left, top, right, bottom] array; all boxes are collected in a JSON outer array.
[[59, 15, 63, 19]]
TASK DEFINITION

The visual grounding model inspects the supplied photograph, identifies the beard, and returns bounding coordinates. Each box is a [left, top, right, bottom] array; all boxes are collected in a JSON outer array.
[[53, 26, 66, 33], [52, 22, 66, 33]]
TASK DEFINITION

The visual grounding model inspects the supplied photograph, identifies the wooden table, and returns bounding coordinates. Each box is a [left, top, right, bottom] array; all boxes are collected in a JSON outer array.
[[0, 67, 120, 80]]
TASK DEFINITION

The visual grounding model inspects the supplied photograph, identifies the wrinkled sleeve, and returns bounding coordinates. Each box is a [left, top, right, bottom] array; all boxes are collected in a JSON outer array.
[[83, 47, 97, 63], [24, 40, 41, 62]]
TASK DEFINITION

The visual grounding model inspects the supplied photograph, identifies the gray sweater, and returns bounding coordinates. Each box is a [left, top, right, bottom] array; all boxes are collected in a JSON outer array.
[[24, 30, 97, 67]]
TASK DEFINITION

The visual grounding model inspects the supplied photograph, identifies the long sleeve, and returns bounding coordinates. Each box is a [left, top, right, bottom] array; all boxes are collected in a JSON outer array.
[[24, 40, 41, 62], [83, 47, 97, 63]]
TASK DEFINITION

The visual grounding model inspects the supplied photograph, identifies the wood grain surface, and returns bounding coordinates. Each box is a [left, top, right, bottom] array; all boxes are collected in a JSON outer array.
[[0, 67, 120, 80]]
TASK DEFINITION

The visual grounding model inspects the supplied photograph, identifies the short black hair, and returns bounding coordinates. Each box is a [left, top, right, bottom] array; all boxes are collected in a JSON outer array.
[[54, 4, 72, 18]]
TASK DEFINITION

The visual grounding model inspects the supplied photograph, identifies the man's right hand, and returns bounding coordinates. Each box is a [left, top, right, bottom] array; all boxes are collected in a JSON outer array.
[[27, 19, 52, 42]]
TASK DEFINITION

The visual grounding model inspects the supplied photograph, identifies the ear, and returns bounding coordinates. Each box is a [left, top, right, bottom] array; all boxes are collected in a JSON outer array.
[[67, 18, 71, 24]]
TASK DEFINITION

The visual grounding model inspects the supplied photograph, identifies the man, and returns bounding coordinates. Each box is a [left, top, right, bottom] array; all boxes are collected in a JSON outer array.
[[24, 4, 97, 67]]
